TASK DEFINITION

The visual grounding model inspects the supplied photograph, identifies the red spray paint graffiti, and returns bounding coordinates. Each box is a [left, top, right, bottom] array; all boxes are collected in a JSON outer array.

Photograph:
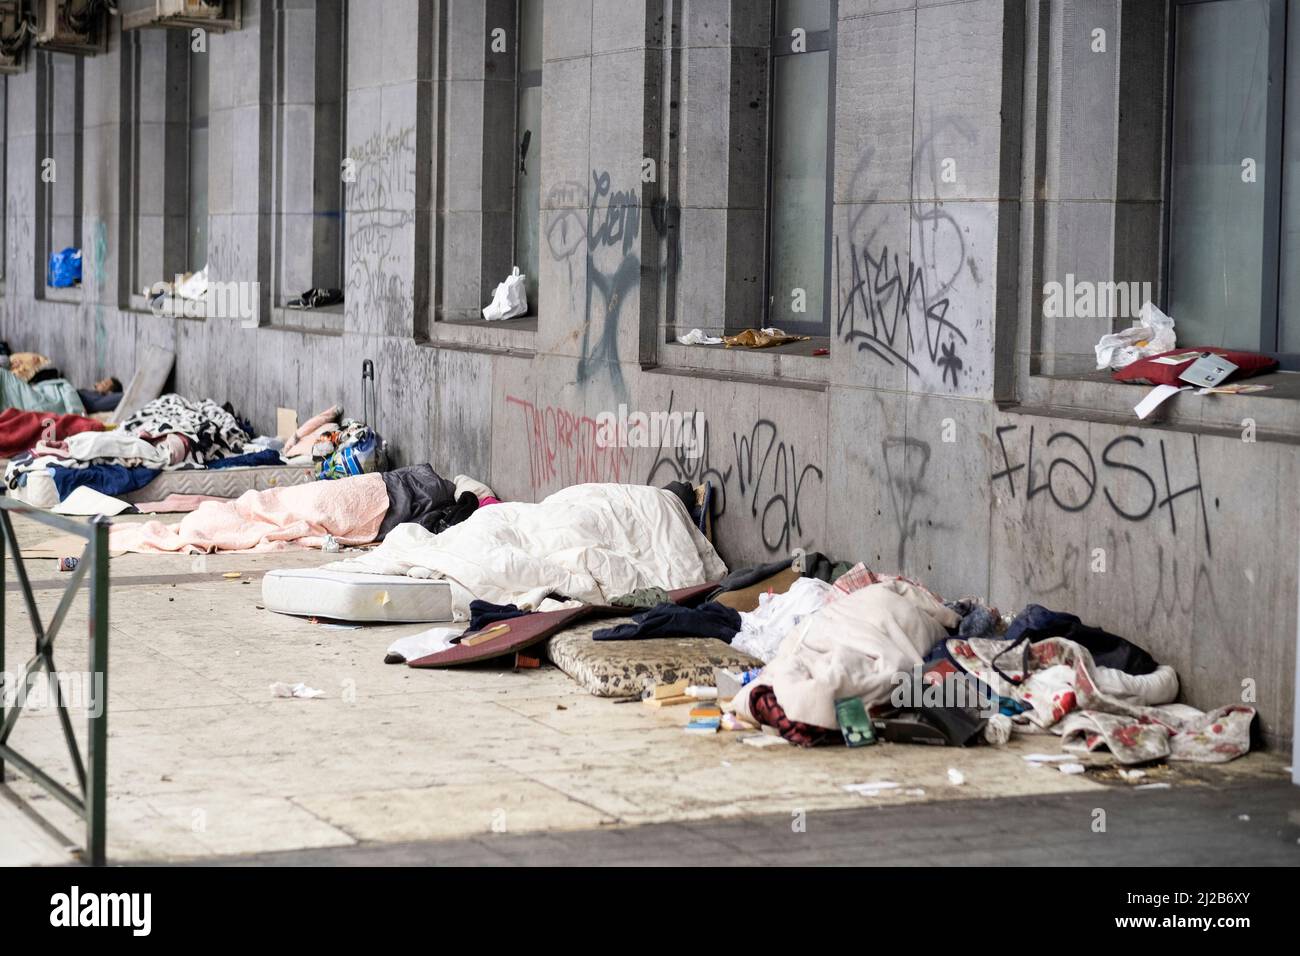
[[507, 396, 633, 494]]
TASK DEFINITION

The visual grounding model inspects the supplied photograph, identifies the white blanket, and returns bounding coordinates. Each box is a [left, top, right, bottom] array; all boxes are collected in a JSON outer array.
[[323, 483, 727, 618], [729, 579, 960, 729]]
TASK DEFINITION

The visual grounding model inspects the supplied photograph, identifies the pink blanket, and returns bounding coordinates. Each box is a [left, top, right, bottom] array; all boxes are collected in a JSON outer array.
[[111, 473, 388, 553]]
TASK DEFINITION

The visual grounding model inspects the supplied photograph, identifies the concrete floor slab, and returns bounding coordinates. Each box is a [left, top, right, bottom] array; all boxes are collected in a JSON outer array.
[[1, 513, 1293, 864]]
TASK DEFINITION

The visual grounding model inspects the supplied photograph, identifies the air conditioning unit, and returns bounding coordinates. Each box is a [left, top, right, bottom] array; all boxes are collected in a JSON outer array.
[[0, 0, 29, 74], [32, 0, 106, 55], [121, 0, 240, 33]]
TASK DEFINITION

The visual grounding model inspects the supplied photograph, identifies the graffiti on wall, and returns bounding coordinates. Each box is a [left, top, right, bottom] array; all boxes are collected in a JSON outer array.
[[88, 218, 109, 377], [347, 125, 416, 331], [991, 424, 1214, 554], [731, 419, 825, 554], [547, 170, 640, 398], [881, 435, 948, 569], [506, 395, 634, 492], [835, 238, 969, 387], [505, 388, 824, 556], [644, 393, 824, 555], [991, 424, 1224, 632]]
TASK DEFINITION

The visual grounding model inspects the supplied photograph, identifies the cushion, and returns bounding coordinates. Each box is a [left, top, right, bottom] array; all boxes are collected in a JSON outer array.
[[1113, 347, 1278, 386]]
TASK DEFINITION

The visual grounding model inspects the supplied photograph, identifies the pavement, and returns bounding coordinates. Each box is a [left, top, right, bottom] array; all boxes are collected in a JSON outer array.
[[1, 511, 1295, 866]]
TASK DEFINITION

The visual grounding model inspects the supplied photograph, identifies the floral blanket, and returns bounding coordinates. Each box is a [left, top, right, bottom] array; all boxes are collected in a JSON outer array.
[[945, 636, 1254, 764]]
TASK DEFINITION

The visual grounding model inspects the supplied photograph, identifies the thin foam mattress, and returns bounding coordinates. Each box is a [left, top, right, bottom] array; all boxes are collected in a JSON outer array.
[[122, 464, 315, 502], [262, 567, 457, 623]]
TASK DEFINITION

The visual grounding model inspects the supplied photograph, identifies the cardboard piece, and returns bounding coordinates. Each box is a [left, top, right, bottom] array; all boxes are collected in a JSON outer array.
[[276, 407, 299, 443]]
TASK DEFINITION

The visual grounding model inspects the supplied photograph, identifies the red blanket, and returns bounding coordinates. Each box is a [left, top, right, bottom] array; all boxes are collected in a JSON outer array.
[[0, 408, 104, 459]]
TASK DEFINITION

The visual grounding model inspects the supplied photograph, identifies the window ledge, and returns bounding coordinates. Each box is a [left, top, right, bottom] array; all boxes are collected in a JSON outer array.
[[43, 285, 84, 305], [269, 304, 345, 335], [421, 315, 539, 356], [1018, 368, 1300, 443], [649, 337, 830, 390]]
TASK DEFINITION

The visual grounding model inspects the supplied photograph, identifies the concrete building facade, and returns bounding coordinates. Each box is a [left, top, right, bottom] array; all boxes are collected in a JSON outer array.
[[1, 1, 1296, 745]]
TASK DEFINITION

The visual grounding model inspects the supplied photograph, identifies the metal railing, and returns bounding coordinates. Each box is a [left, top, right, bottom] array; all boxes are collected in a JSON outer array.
[[0, 498, 110, 866]]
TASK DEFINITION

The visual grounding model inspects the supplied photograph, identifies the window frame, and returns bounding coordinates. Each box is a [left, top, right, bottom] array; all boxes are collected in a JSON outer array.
[[511, 0, 542, 318], [186, 42, 210, 276], [762, 0, 836, 338], [421, 0, 539, 349], [1164, 0, 1296, 368], [120, 28, 192, 314], [34, 50, 83, 302], [265, 0, 348, 333]]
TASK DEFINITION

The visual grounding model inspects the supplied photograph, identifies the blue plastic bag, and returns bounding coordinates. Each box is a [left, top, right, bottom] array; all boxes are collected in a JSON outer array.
[[47, 247, 82, 288]]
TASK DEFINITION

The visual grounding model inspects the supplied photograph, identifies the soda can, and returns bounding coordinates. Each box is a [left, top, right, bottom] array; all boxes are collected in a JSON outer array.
[[58, 556, 80, 573]]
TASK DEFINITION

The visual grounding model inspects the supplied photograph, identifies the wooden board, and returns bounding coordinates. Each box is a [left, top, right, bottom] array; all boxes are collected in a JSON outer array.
[[109, 345, 176, 425], [406, 581, 720, 669]]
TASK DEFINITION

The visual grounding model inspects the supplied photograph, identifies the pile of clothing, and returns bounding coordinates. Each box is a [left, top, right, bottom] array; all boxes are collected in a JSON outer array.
[[4, 394, 272, 505], [118, 394, 256, 466], [283, 404, 385, 479], [0, 407, 105, 459], [582, 547, 1256, 765], [936, 606, 1253, 764]]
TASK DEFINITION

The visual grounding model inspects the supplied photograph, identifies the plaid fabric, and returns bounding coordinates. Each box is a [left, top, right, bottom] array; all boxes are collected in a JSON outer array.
[[829, 562, 945, 605], [749, 685, 839, 748], [832, 562, 876, 596]]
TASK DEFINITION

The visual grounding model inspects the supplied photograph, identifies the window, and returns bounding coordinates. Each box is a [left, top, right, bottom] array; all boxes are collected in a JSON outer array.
[[425, 0, 541, 338], [121, 29, 190, 306], [649, 0, 834, 357], [766, 0, 832, 334], [268, 0, 346, 322], [35, 51, 83, 295], [514, 0, 542, 314], [1168, 0, 1296, 364], [187, 44, 209, 272]]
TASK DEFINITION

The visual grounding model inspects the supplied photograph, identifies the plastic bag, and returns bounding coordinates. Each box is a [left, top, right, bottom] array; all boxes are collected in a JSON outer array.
[[175, 266, 208, 301], [1094, 301, 1176, 370], [482, 266, 528, 320], [315, 424, 384, 480], [47, 247, 82, 288]]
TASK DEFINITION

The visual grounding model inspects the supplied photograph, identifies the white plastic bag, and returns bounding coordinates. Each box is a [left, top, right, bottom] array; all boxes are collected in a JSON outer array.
[[1094, 301, 1176, 370], [482, 266, 528, 320]]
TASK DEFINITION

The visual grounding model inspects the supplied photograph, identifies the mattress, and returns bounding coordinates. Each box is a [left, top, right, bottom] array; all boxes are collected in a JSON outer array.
[[262, 567, 457, 623], [546, 615, 760, 698], [121, 464, 315, 503]]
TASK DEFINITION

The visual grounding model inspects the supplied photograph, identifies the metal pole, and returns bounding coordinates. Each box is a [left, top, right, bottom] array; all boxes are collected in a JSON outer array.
[[85, 515, 111, 866]]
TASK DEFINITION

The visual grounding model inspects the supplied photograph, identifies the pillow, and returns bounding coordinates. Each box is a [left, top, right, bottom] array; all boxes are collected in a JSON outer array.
[[1113, 347, 1278, 386]]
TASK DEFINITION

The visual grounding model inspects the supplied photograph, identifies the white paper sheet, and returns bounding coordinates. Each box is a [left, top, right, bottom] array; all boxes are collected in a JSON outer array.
[[51, 487, 134, 517], [1133, 383, 1189, 420]]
